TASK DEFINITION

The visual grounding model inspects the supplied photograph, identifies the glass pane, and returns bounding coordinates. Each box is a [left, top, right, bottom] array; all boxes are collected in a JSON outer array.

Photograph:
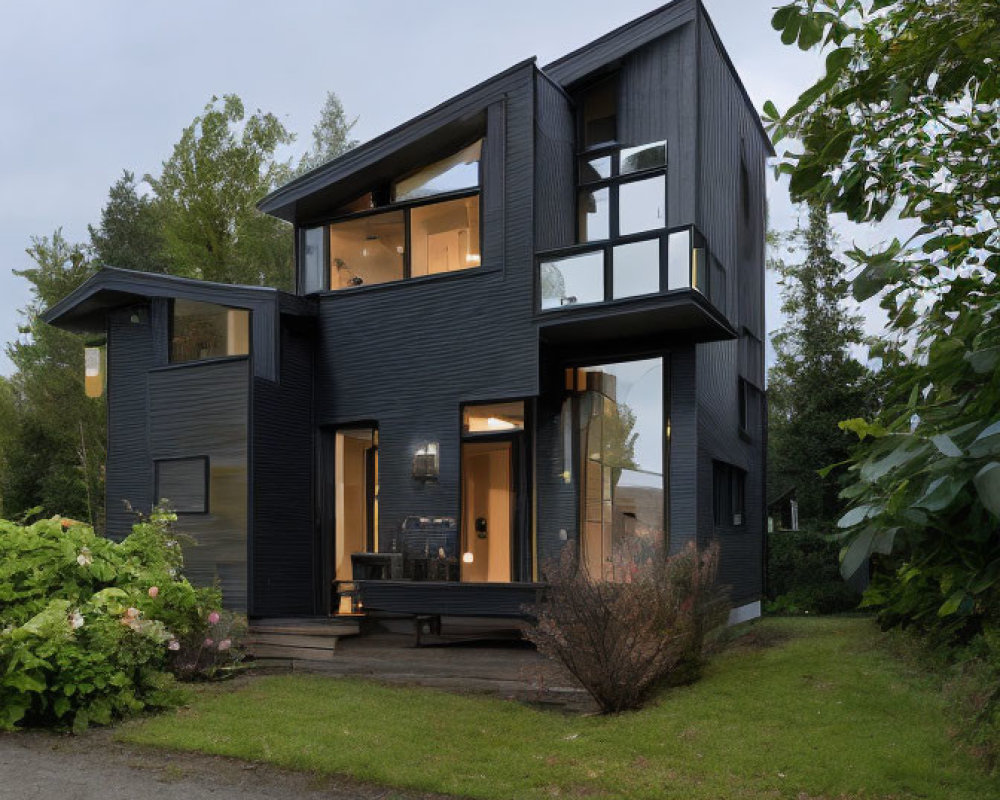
[[335, 428, 378, 584], [578, 358, 664, 580], [618, 175, 666, 236], [300, 226, 326, 293], [667, 229, 691, 289], [579, 155, 611, 182], [410, 196, 480, 277], [335, 193, 374, 215], [463, 401, 525, 433], [613, 239, 660, 299], [329, 211, 405, 290], [539, 251, 604, 310], [582, 77, 617, 149], [171, 299, 249, 363], [392, 140, 482, 202], [620, 141, 666, 174], [577, 187, 609, 242], [693, 248, 708, 294]]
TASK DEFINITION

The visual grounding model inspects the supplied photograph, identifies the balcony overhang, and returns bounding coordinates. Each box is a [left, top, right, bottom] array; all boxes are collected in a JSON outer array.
[[536, 290, 736, 346]]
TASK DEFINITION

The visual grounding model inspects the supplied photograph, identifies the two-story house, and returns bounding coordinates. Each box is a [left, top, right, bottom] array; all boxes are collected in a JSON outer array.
[[45, 0, 770, 630]]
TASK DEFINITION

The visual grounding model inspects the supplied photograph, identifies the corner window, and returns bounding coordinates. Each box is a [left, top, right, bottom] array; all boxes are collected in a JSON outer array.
[[713, 461, 746, 527], [302, 140, 484, 292], [170, 299, 249, 363]]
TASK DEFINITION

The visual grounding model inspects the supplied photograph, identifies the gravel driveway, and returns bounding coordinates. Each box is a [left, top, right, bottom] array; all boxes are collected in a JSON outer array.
[[0, 728, 452, 800]]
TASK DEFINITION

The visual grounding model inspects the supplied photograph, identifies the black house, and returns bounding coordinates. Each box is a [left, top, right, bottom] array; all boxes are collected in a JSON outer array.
[[45, 0, 769, 627]]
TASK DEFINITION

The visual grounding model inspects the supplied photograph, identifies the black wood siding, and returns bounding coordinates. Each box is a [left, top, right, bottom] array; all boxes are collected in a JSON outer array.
[[534, 73, 575, 252], [148, 360, 249, 610], [106, 306, 153, 539], [312, 69, 537, 562], [251, 318, 316, 617]]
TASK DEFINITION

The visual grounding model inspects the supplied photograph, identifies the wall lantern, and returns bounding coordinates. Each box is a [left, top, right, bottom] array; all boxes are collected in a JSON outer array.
[[462, 552, 474, 564], [412, 442, 439, 481]]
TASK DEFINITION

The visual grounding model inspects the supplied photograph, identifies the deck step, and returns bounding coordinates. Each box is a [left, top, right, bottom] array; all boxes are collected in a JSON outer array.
[[249, 622, 359, 637], [249, 644, 338, 662], [246, 618, 360, 661]]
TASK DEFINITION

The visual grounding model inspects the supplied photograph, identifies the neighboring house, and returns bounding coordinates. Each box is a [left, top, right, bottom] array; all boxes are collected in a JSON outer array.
[[45, 0, 770, 626], [768, 487, 800, 532]]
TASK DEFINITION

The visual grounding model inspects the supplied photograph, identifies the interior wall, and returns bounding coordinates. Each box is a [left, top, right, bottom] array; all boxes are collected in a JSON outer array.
[[461, 441, 512, 583]]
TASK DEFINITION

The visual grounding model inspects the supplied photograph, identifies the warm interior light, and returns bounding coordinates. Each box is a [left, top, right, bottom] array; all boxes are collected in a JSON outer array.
[[486, 416, 516, 430], [465, 253, 481, 266], [462, 552, 474, 564]]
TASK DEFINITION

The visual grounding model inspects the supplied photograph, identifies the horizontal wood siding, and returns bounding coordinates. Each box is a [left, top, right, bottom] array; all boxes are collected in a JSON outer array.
[[359, 581, 541, 618], [251, 319, 316, 617], [148, 360, 249, 610], [313, 70, 537, 566], [106, 306, 153, 539]]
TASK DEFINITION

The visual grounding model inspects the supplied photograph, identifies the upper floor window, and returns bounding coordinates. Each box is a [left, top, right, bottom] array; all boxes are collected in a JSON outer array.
[[578, 141, 667, 243], [170, 299, 249, 364], [298, 139, 483, 293], [580, 76, 617, 150]]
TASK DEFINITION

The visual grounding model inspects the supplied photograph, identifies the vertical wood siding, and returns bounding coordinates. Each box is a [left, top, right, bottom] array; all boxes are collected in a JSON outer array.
[[534, 74, 575, 251]]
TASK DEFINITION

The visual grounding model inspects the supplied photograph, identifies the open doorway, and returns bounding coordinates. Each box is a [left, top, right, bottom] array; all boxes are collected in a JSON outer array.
[[334, 427, 378, 583], [460, 440, 513, 582]]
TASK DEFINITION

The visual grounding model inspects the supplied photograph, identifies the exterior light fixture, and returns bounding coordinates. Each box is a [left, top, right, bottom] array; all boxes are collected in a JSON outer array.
[[462, 552, 474, 564], [412, 442, 439, 480]]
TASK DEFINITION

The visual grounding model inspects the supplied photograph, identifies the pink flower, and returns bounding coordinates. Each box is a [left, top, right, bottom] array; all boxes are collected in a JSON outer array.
[[204, 637, 214, 647], [126, 607, 140, 619], [148, 586, 159, 598], [218, 639, 232, 651], [167, 639, 180, 651], [207, 611, 221, 625]]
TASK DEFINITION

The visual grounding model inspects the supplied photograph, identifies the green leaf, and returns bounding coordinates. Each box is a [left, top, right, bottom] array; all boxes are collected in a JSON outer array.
[[840, 417, 888, 440], [762, 100, 779, 120], [938, 590, 967, 617], [780, 12, 803, 45], [824, 46, 853, 75], [840, 525, 875, 578], [838, 504, 878, 529], [913, 475, 965, 512], [930, 434, 962, 458], [798, 16, 824, 50], [968, 346, 1000, 374], [870, 526, 899, 556], [973, 462, 1000, 517], [860, 438, 927, 482]]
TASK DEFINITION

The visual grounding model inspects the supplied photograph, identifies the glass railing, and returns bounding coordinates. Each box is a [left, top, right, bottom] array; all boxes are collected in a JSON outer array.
[[537, 225, 719, 312]]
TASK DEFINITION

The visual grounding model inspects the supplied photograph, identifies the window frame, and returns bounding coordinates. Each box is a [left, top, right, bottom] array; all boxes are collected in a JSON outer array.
[[713, 461, 747, 528], [167, 298, 251, 366], [297, 138, 486, 294], [154, 455, 210, 515], [576, 146, 668, 244]]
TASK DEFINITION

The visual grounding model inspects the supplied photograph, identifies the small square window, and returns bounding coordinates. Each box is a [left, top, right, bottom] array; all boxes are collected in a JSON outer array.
[[155, 457, 209, 514]]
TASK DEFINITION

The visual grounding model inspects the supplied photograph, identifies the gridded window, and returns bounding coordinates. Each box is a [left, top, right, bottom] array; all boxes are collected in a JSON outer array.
[[713, 461, 746, 527]]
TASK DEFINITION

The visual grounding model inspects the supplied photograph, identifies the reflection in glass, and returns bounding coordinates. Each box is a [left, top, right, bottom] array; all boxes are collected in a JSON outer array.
[[539, 251, 604, 309], [170, 300, 249, 363], [329, 211, 405, 290], [619, 176, 665, 236], [300, 226, 326, 293], [579, 155, 611, 182], [578, 358, 664, 580], [392, 140, 482, 202], [410, 196, 480, 277], [463, 401, 525, 433], [693, 247, 708, 294], [613, 239, 660, 299], [577, 187, 609, 242], [667, 229, 691, 290], [620, 141, 666, 174]]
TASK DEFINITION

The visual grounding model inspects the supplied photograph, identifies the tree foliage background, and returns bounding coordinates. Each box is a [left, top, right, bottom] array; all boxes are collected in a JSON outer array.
[[0, 91, 356, 522]]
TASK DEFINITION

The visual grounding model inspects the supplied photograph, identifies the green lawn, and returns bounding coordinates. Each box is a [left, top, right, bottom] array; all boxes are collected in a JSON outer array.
[[117, 617, 998, 799]]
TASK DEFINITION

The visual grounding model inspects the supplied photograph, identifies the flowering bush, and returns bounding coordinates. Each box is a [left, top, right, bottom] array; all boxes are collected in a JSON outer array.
[[0, 508, 244, 731], [526, 541, 729, 713]]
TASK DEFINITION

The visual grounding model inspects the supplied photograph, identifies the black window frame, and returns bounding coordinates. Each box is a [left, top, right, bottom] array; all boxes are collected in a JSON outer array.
[[154, 455, 210, 515], [167, 298, 251, 367], [713, 460, 746, 528], [296, 138, 485, 294]]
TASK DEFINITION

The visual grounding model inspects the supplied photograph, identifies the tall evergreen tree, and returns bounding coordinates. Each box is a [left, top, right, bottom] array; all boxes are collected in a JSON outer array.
[[767, 204, 873, 526], [146, 94, 295, 290], [296, 91, 358, 175], [89, 171, 168, 273], [2, 232, 105, 525]]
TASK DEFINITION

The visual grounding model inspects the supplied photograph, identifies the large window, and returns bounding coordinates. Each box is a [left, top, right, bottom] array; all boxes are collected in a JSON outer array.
[[300, 140, 484, 292], [170, 299, 249, 364], [574, 358, 664, 580]]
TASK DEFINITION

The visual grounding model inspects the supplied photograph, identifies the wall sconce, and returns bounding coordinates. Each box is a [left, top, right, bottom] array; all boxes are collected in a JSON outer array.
[[412, 442, 439, 481], [462, 552, 474, 564]]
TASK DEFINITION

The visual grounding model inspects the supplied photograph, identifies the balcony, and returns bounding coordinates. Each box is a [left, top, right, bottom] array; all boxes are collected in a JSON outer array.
[[534, 225, 735, 345]]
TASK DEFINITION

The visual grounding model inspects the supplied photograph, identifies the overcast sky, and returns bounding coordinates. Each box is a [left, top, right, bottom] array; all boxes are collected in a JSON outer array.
[[0, 0, 892, 376]]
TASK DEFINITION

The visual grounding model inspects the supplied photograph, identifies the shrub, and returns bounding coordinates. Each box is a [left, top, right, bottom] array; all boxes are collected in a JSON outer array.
[[0, 508, 245, 731], [526, 541, 728, 713], [766, 529, 860, 615]]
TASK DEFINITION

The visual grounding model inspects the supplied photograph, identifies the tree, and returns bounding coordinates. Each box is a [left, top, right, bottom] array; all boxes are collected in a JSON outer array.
[[89, 171, 168, 273], [765, 0, 999, 638], [146, 94, 295, 290], [296, 91, 358, 176], [767, 203, 873, 526], [2, 232, 105, 526]]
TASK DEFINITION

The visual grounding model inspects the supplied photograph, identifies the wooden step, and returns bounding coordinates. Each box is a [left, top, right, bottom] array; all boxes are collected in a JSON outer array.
[[245, 617, 360, 662], [249, 644, 338, 662]]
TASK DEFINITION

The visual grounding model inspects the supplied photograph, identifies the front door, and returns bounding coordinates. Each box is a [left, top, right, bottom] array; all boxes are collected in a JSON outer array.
[[460, 440, 513, 582]]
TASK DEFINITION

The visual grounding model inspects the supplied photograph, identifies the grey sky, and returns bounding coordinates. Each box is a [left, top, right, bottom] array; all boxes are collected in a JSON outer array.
[[0, 0, 889, 376]]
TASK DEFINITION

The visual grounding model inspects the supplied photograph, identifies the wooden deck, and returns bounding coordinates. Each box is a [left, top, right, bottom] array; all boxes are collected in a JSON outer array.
[[357, 580, 543, 618], [246, 618, 360, 662]]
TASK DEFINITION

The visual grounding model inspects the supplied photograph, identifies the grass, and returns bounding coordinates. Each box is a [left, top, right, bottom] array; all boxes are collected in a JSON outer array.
[[117, 617, 999, 799]]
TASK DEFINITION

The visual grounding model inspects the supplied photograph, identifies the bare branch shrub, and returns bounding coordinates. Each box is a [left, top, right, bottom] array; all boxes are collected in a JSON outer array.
[[526, 540, 729, 713]]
